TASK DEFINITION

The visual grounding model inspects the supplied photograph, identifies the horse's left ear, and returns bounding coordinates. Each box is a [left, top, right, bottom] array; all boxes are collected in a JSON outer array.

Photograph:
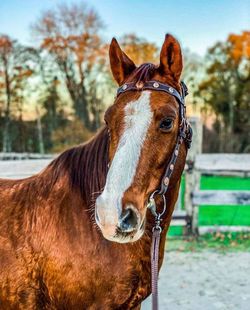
[[158, 34, 183, 82]]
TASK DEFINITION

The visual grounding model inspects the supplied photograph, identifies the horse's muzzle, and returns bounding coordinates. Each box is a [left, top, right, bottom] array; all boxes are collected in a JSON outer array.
[[95, 197, 143, 243]]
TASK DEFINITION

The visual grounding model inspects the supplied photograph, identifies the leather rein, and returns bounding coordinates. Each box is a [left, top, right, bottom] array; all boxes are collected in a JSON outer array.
[[116, 79, 192, 310]]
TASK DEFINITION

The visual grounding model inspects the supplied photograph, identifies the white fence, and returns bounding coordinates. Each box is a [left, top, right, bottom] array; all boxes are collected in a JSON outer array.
[[0, 159, 53, 179], [0, 120, 250, 235], [183, 118, 250, 235]]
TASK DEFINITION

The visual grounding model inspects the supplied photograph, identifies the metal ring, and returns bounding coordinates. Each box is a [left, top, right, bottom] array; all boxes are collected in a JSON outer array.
[[148, 190, 167, 217], [158, 194, 166, 217], [149, 189, 160, 201]]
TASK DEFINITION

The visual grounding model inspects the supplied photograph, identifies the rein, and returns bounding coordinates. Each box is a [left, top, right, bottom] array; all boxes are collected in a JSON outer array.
[[117, 79, 192, 310]]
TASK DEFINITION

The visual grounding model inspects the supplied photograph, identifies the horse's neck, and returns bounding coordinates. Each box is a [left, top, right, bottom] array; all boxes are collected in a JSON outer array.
[[48, 127, 109, 208], [7, 128, 110, 243]]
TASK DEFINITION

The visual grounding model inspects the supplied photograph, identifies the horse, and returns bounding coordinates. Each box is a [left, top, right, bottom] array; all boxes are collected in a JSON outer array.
[[0, 34, 190, 309]]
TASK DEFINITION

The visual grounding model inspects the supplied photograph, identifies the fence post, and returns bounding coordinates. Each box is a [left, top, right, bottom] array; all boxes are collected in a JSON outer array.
[[184, 117, 202, 234]]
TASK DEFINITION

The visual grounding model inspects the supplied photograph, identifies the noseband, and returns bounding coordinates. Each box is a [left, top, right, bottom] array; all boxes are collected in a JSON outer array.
[[116, 79, 192, 310]]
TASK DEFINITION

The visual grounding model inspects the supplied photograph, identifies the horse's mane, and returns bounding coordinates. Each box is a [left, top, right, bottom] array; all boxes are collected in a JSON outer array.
[[127, 63, 157, 83], [48, 127, 109, 206], [127, 62, 181, 92]]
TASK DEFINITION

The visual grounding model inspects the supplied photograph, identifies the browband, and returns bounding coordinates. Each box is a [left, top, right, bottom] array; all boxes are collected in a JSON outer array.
[[117, 80, 188, 105], [116, 79, 192, 153]]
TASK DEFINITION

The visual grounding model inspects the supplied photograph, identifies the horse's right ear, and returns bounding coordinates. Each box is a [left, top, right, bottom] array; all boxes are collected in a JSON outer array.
[[109, 38, 136, 85]]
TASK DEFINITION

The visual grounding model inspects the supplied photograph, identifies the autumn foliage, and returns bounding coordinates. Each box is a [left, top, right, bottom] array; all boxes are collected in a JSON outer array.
[[228, 31, 250, 64], [0, 1, 249, 153], [195, 31, 250, 152]]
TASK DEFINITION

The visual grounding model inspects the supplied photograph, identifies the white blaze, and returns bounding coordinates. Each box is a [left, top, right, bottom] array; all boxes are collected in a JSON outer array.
[[99, 91, 153, 218]]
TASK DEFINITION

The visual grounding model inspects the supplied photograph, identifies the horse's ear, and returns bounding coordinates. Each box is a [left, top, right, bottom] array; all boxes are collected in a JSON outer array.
[[109, 38, 136, 85], [158, 34, 183, 82]]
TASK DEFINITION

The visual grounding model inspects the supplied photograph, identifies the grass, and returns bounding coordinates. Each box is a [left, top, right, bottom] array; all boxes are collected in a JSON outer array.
[[166, 232, 250, 252]]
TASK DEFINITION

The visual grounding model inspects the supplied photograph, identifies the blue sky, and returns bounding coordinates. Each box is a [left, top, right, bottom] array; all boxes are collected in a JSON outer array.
[[0, 0, 250, 55]]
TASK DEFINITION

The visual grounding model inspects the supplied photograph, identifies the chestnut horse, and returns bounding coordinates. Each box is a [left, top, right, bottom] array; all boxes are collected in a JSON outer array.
[[0, 34, 188, 309]]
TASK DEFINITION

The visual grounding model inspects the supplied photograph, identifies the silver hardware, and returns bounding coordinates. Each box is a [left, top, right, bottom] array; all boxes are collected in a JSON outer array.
[[147, 194, 157, 217], [147, 190, 166, 218], [169, 87, 174, 93], [153, 82, 159, 88], [122, 84, 127, 90], [163, 177, 169, 186], [152, 225, 162, 233]]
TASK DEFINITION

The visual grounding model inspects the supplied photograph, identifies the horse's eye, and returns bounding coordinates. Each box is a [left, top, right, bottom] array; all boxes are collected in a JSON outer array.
[[159, 118, 173, 132]]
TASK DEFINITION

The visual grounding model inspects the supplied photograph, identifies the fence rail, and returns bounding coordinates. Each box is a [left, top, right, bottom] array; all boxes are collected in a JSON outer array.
[[0, 159, 53, 179], [189, 154, 250, 234], [183, 118, 250, 235], [199, 226, 250, 234], [0, 152, 55, 160], [192, 190, 250, 205], [195, 154, 250, 177]]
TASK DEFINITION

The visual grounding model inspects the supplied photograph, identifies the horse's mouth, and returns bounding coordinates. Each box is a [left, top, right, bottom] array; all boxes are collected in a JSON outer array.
[[114, 228, 135, 240], [106, 217, 145, 243], [96, 217, 146, 244]]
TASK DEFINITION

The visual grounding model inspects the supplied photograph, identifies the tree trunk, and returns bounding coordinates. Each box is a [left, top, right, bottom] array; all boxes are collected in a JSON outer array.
[[2, 56, 11, 152], [18, 103, 25, 152], [67, 83, 93, 131], [36, 106, 45, 154], [2, 114, 11, 152], [62, 62, 94, 131]]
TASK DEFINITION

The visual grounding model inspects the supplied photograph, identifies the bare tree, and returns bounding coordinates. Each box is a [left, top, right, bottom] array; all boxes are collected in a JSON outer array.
[[0, 35, 34, 152], [31, 2, 106, 131]]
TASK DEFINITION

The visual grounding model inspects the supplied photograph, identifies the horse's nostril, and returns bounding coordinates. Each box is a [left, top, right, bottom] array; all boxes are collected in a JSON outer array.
[[119, 207, 138, 232]]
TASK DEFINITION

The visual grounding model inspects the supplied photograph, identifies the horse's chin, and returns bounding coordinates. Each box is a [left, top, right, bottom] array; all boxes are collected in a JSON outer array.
[[102, 228, 145, 244]]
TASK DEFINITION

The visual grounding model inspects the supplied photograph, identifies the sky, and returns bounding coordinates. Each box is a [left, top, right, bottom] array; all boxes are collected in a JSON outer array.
[[0, 0, 250, 55]]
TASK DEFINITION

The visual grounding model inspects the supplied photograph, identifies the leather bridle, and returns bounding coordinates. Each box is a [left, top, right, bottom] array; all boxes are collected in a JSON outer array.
[[116, 79, 192, 310], [117, 79, 192, 202]]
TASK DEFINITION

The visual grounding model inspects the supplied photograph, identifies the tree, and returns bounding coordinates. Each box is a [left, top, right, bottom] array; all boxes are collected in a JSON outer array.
[[120, 34, 158, 65], [0, 35, 35, 152], [51, 118, 92, 153], [101, 33, 159, 106], [39, 75, 73, 152], [32, 2, 106, 131], [195, 31, 250, 152]]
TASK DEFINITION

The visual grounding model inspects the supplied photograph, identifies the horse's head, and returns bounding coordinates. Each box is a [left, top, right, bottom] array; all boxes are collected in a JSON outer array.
[[95, 34, 188, 243]]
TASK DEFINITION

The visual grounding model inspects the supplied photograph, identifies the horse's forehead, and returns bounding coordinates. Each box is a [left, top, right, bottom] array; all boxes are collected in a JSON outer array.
[[124, 91, 152, 114], [122, 91, 178, 118]]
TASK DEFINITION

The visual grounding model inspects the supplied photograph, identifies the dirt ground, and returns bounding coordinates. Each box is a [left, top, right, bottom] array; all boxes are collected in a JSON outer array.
[[142, 251, 250, 310]]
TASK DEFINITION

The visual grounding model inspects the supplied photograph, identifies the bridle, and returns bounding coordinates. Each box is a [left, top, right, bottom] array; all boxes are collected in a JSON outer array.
[[116, 79, 192, 310]]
